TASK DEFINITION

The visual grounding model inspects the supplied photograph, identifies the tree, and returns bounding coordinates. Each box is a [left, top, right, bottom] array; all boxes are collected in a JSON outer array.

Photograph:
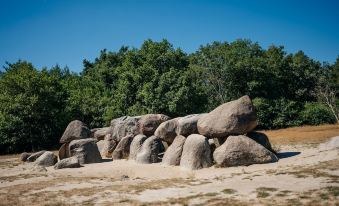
[[315, 59, 339, 123], [0, 61, 68, 153]]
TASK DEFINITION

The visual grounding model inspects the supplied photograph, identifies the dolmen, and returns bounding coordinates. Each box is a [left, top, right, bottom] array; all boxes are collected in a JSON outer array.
[[20, 95, 278, 170]]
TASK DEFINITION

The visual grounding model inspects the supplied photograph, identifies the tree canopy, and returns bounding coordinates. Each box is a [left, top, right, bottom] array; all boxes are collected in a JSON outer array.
[[0, 39, 337, 154]]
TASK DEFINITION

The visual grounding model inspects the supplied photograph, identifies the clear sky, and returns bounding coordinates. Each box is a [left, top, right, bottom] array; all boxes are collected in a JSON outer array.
[[0, 0, 338, 72]]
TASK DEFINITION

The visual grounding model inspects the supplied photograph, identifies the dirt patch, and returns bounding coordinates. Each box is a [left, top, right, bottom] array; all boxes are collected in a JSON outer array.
[[260, 124, 339, 145]]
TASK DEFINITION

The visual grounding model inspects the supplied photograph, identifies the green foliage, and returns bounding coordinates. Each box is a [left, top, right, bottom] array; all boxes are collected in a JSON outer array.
[[82, 39, 208, 122], [0, 62, 69, 153], [253, 98, 303, 129], [300, 102, 336, 125], [0, 39, 337, 154]]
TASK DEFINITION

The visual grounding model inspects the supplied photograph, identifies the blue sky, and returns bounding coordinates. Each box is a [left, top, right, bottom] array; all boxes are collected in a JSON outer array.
[[0, 0, 338, 72]]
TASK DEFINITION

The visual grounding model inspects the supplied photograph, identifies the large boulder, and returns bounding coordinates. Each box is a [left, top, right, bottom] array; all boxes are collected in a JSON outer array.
[[129, 134, 148, 160], [162, 135, 186, 166], [197, 95, 257, 138], [101, 134, 118, 158], [180, 134, 212, 170], [176, 114, 206, 137], [20, 152, 32, 162], [213, 135, 278, 167], [58, 143, 70, 160], [136, 136, 165, 164], [91, 127, 111, 141], [110, 116, 141, 142], [60, 120, 91, 143], [139, 114, 170, 136], [27, 151, 46, 162], [154, 118, 179, 143], [247, 132, 275, 154], [69, 138, 102, 164], [34, 151, 58, 167], [54, 156, 81, 169], [112, 134, 133, 160]]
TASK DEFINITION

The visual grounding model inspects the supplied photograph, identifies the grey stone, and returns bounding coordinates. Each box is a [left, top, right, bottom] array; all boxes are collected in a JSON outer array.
[[197, 95, 257, 138], [91, 127, 111, 141], [247, 132, 275, 154], [60, 120, 91, 143], [54, 156, 81, 169], [213, 135, 278, 167], [129, 134, 148, 160], [101, 134, 118, 158], [69, 138, 102, 164], [136, 136, 165, 164], [58, 143, 70, 160], [34, 151, 58, 167], [27, 151, 46, 162], [176, 114, 207, 137], [162, 135, 186, 166], [112, 134, 133, 160], [139, 114, 170, 136], [96, 140, 105, 156], [154, 118, 179, 143], [110, 116, 141, 142], [20, 152, 31, 162], [180, 134, 212, 170]]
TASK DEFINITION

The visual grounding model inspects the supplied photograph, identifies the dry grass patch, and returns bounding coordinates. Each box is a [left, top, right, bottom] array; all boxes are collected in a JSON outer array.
[[260, 124, 339, 145], [0, 173, 48, 182], [151, 193, 247, 206], [0, 159, 21, 169], [256, 187, 278, 198], [222, 188, 237, 194]]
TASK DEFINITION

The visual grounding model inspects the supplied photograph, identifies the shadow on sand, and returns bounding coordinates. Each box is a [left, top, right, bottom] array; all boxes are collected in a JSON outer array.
[[276, 152, 301, 159], [101, 158, 113, 162]]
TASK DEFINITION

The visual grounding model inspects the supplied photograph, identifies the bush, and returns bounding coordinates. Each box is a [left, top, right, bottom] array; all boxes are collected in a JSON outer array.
[[300, 102, 336, 125], [253, 98, 303, 129], [0, 62, 69, 154]]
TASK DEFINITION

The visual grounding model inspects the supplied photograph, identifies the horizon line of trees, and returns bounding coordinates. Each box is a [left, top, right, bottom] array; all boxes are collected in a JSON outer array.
[[0, 39, 338, 154]]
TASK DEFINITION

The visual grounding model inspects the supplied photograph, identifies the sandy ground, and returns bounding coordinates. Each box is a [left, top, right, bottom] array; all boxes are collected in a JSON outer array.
[[0, 125, 339, 205]]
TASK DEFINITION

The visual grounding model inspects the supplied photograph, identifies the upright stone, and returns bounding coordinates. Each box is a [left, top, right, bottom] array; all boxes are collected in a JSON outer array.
[[162, 135, 186, 166], [69, 138, 102, 164], [101, 134, 118, 158], [136, 136, 165, 164], [129, 134, 148, 160], [112, 134, 133, 160], [58, 143, 70, 160], [180, 134, 212, 170]]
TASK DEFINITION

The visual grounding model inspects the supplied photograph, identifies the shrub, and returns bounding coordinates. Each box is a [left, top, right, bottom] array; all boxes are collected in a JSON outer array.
[[300, 102, 336, 125], [253, 98, 303, 129]]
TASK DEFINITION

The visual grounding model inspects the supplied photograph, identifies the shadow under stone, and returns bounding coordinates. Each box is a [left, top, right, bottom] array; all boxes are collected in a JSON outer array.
[[277, 152, 301, 159], [101, 158, 113, 162]]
